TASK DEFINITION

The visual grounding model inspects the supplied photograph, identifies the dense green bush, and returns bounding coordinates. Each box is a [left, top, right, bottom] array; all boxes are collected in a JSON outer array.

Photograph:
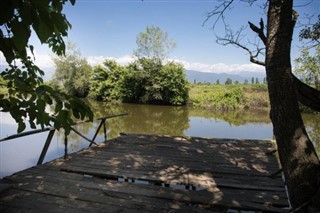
[[122, 59, 189, 105], [89, 58, 189, 106], [89, 60, 128, 102]]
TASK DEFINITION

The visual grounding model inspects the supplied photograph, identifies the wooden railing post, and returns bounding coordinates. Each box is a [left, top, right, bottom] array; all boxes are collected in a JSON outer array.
[[103, 119, 107, 141], [89, 119, 104, 147], [64, 134, 68, 159], [37, 129, 55, 165]]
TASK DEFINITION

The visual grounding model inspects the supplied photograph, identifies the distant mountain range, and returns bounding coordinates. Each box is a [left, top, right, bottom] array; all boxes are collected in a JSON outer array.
[[186, 70, 266, 84]]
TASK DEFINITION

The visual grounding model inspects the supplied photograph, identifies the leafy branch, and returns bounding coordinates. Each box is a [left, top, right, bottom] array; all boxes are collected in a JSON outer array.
[[0, 0, 93, 134]]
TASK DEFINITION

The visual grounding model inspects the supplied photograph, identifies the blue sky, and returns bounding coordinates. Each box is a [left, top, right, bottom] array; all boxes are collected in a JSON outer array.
[[27, 0, 319, 76]]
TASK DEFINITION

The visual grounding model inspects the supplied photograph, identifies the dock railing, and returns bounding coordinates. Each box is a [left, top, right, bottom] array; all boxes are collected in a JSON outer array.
[[0, 113, 127, 165]]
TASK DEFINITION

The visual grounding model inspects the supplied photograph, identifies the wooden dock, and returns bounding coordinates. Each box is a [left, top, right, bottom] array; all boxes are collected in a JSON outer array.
[[0, 133, 290, 212]]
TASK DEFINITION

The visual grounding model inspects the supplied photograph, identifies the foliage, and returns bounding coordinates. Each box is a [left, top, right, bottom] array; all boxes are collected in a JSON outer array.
[[299, 15, 320, 46], [88, 58, 189, 106], [123, 58, 189, 105], [225, 78, 232, 85], [189, 84, 243, 110], [51, 42, 93, 97], [189, 84, 269, 110], [89, 26, 188, 106], [294, 46, 320, 90], [0, 0, 93, 134], [89, 60, 128, 102], [134, 25, 176, 61]]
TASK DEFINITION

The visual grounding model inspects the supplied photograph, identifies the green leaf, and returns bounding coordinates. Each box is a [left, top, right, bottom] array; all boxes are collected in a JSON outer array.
[[52, 12, 69, 33], [19, 2, 32, 25], [18, 121, 26, 133], [11, 22, 31, 52], [72, 108, 80, 119], [29, 120, 36, 129], [36, 99, 46, 111], [32, 8, 53, 43], [52, 0, 63, 12], [70, 0, 76, 6], [0, 38, 16, 63]]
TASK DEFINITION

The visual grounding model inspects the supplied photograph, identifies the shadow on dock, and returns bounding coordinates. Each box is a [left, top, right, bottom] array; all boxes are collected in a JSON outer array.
[[0, 133, 290, 212]]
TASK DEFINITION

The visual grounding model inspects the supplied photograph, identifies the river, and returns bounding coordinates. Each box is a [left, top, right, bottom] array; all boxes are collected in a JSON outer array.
[[0, 102, 319, 178]]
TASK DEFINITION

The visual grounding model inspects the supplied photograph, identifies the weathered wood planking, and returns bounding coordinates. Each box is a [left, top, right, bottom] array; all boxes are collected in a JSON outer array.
[[0, 133, 290, 212]]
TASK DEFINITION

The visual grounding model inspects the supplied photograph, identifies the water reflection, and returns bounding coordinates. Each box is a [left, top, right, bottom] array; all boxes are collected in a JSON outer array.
[[88, 101, 190, 137], [0, 102, 319, 178]]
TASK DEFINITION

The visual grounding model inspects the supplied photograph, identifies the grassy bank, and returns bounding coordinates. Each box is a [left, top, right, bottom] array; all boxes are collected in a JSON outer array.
[[189, 84, 269, 110]]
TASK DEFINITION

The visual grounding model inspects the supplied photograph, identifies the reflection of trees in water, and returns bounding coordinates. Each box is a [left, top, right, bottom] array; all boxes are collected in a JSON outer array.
[[189, 108, 271, 126], [91, 102, 190, 138], [55, 118, 104, 152], [302, 114, 320, 156], [54, 100, 319, 157]]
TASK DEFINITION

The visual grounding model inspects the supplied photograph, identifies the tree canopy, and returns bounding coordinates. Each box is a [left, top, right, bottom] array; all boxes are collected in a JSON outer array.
[[0, 0, 93, 134], [294, 46, 320, 90], [134, 25, 176, 62], [51, 42, 93, 97]]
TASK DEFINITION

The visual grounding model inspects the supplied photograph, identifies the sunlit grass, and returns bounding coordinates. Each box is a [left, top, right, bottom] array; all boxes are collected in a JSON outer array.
[[189, 84, 269, 110]]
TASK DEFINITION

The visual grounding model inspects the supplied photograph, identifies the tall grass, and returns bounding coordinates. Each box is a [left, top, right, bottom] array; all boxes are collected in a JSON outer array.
[[189, 84, 269, 110]]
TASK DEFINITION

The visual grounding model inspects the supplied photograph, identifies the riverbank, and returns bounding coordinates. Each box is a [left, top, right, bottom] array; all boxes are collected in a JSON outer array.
[[189, 84, 269, 110]]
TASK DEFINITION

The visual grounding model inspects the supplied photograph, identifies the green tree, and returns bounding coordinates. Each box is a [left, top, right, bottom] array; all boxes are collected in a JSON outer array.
[[255, 77, 259, 84], [263, 77, 267, 84], [294, 46, 320, 90], [244, 79, 248, 85], [0, 0, 93, 134], [123, 58, 189, 105], [225, 78, 232, 85], [216, 79, 220, 85], [89, 60, 128, 102], [121, 26, 188, 106], [134, 25, 176, 63], [158, 61, 189, 105], [51, 42, 92, 97]]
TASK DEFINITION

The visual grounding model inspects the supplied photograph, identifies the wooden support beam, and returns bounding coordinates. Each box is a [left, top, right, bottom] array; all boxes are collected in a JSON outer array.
[[70, 127, 97, 146], [37, 130, 56, 165]]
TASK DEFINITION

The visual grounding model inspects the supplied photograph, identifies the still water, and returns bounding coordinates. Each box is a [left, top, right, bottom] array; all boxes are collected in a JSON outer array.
[[1, 102, 319, 178]]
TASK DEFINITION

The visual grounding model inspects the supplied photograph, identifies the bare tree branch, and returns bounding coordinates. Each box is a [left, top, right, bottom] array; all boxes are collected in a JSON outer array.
[[248, 18, 267, 45], [217, 35, 265, 66], [203, 0, 266, 67], [202, 0, 234, 29]]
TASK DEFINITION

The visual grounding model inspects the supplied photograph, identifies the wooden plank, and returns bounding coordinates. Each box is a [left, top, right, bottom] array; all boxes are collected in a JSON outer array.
[[0, 133, 290, 212], [2, 169, 216, 213], [59, 164, 286, 193], [65, 151, 281, 173], [4, 167, 288, 213]]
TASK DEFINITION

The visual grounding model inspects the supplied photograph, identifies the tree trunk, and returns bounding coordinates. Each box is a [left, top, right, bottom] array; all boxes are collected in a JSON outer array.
[[265, 0, 320, 211]]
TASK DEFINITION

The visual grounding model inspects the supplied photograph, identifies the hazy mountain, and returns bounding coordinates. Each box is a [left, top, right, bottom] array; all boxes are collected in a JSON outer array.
[[186, 70, 266, 84]]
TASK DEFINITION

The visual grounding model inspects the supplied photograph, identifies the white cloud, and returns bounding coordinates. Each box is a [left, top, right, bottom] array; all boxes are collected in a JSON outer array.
[[87, 55, 135, 66], [33, 51, 54, 69], [0, 51, 54, 69], [172, 58, 265, 74], [1, 51, 264, 75], [87, 55, 264, 74]]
